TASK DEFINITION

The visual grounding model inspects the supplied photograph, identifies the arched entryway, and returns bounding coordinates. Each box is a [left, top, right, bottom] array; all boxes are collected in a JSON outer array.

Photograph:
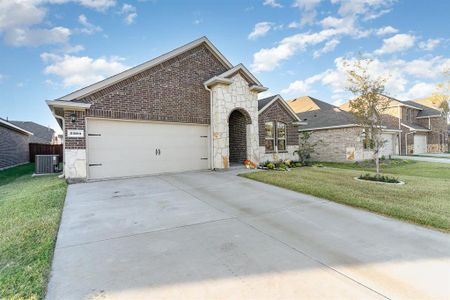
[[228, 109, 251, 165]]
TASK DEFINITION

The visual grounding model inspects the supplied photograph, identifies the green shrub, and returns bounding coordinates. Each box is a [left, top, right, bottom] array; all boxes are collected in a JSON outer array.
[[358, 173, 400, 183], [267, 162, 275, 170]]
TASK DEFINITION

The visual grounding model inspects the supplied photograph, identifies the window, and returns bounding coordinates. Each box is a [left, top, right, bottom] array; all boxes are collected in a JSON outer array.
[[362, 129, 375, 150], [277, 122, 286, 151], [265, 122, 274, 151]]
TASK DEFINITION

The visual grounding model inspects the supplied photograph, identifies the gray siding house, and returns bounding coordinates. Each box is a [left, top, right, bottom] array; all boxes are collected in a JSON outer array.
[[0, 118, 32, 169]]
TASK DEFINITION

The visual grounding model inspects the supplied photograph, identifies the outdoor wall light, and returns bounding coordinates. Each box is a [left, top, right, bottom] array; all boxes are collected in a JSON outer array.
[[70, 112, 77, 123]]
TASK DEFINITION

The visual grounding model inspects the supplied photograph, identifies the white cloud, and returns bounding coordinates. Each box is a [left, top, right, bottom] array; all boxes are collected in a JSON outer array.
[[0, 0, 112, 47], [42, 53, 129, 87], [281, 55, 450, 100], [418, 38, 441, 51], [332, 0, 391, 18], [48, 0, 116, 11], [0, 74, 4, 83], [4, 26, 71, 47], [78, 14, 102, 34], [263, 0, 283, 8], [403, 82, 436, 99], [0, 0, 45, 31], [293, 0, 322, 26], [77, 0, 116, 10], [248, 22, 273, 40], [313, 38, 340, 58], [252, 29, 338, 72], [281, 73, 324, 94], [120, 3, 137, 25], [193, 19, 203, 25], [376, 26, 398, 36], [374, 34, 415, 55]]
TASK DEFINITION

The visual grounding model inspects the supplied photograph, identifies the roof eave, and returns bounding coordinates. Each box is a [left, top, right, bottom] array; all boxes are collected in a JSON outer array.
[[0, 119, 33, 135], [46, 100, 92, 110]]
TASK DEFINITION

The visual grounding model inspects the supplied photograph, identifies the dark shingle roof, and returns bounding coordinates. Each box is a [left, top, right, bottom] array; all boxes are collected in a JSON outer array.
[[401, 121, 430, 131], [10, 121, 55, 144], [403, 100, 442, 117], [258, 95, 278, 110], [294, 97, 358, 130]]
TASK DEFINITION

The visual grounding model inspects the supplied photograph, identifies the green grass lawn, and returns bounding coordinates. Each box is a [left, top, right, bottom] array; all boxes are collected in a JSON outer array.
[[241, 160, 450, 232], [0, 164, 67, 300]]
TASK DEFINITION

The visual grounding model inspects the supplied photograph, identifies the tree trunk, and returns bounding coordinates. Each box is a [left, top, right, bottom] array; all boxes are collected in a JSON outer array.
[[375, 150, 380, 175]]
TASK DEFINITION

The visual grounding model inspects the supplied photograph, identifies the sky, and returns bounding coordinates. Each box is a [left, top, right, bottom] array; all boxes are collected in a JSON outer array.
[[1, 0, 449, 133]]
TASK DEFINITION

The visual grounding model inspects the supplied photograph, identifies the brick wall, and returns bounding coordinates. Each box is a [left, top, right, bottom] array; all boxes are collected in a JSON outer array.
[[228, 110, 247, 163], [64, 44, 228, 150], [307, 127, 363, 162], [258, 100, 299, 147], [0, 126, 30, 169], [64, 110, 86, 149]]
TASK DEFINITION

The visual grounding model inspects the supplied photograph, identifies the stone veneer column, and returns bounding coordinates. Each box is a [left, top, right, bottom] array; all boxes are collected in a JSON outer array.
[[210, 74, 260, 169]]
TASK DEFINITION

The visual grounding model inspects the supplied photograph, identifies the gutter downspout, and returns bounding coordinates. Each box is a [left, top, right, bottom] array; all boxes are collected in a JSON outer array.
[[398, 105, 402, 155], [204, 84, 215, 170], [54, 114, 66, 179]]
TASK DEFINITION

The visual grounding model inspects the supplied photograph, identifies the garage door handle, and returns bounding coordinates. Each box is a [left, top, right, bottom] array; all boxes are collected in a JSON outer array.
[[158, 149, 161, 155]]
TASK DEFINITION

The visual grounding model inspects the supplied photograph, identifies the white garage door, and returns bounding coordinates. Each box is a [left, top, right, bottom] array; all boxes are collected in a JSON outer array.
[[380, 133, 395, 157], [413, 134, 427, 154], [87, 119, 209, 180]]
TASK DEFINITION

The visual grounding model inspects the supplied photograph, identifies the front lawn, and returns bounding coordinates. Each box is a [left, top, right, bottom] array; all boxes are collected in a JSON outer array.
[[0, 164, 67, 299], [241, 161, 450, 232]]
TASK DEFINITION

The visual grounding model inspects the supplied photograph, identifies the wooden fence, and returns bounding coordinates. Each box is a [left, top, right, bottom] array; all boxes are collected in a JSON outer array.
[[29, 143, 63, 163]]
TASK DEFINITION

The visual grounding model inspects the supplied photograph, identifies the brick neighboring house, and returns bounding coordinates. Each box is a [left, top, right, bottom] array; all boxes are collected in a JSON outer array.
[[46, 37, 305, 181], [289, 96, 400, 162], [341, 95, 448, 155], [9, 121, 61, 144], [0, 118, 33, 169]]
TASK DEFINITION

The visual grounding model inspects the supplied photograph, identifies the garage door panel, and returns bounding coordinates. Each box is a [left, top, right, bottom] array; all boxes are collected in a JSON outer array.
[[87, 119, 209, 179], [414, 134, 427, 154]]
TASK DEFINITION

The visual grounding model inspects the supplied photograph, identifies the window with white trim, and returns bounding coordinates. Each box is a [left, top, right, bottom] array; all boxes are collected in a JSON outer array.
[[277, 122, 286, 151], [265, 122, 275, 151]]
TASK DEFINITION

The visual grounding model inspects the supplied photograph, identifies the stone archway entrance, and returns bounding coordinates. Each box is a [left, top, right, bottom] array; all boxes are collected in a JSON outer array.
[[228, 109, 251, 165]]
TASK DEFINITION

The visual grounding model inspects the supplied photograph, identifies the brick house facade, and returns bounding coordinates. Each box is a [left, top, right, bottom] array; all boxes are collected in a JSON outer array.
[[290, 96, 400, 162], [47, 37, 304, 181], [380, 96, 448, 155]]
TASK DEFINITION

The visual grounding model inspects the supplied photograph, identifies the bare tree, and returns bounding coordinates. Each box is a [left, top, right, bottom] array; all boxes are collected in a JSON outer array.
[[344, 57, 390, 175]]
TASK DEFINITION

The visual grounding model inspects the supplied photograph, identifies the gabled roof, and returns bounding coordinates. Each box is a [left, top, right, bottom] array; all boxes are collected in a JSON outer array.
[[401, 122, 431, 132], [56, 36, 233, 101], [258, 95, 304, 123], [288, 96, 336, 113], [404, 100, 443, 118], [9, 121, 55, 143], [0, 118, 33, 135], [204, 63, 268, 92], [289, 96, 358, 131]]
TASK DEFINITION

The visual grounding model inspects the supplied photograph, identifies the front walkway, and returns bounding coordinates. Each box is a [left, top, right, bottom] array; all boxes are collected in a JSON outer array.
[[393, 154, 450, 164], [46, 170, 450, 299]]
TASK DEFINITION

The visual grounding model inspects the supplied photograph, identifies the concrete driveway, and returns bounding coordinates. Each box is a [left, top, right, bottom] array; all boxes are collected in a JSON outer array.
[[47, 170, 450, 299]]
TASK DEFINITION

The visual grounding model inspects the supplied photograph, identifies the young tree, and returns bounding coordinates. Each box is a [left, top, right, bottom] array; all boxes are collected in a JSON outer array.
[[294, 131, 321, 165], [344, 57, 390, 175], [432, 69, 450, 122]]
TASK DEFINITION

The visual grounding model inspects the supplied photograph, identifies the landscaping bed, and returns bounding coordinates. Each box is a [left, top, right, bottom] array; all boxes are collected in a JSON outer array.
[[241, 160, 450, 231], [0, 164, 67, 299]]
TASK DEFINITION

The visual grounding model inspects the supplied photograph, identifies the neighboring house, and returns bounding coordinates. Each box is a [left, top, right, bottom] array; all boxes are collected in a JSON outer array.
[[341, 95, 448, 155], [0, 118, 33, 169], [46, 37, 304, 181], [9, 121, 60, 144], [288, 96, 400, 162]]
